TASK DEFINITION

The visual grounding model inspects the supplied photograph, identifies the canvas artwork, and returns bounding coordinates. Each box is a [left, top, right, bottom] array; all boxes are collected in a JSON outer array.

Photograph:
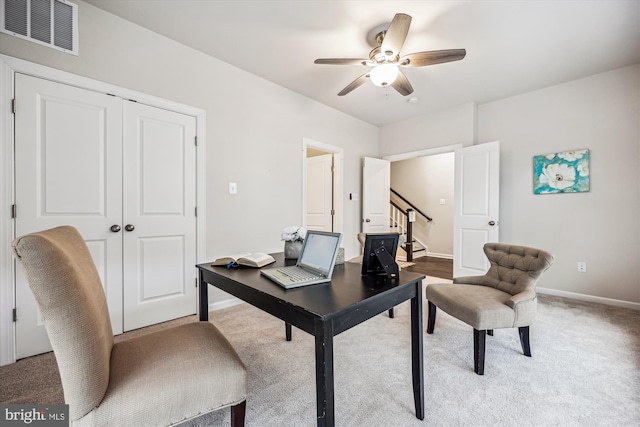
[[533, 149, 590, 194]]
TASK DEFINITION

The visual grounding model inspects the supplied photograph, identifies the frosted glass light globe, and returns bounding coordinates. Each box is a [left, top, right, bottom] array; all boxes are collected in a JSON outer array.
[[370, 63, 399, 87]]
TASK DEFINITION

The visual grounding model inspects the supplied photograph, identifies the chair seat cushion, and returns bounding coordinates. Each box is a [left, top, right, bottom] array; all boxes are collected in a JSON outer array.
[[426, 283, 517, 330], [74, 322, 247, 427]]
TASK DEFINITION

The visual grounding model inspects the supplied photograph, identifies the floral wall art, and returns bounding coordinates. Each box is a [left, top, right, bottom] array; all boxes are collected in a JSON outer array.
[[533, 149, 590, 194]]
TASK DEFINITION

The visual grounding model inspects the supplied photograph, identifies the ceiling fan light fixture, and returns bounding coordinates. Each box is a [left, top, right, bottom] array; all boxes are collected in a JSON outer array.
[[370, 63, 399, 87]]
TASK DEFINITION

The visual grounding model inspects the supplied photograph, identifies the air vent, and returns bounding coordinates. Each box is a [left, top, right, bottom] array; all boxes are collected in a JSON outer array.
[[1, 0, 77, 55]]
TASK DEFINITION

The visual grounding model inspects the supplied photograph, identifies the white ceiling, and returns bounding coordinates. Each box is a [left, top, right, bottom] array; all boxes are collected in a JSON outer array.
[[83, 0, 640, 127]]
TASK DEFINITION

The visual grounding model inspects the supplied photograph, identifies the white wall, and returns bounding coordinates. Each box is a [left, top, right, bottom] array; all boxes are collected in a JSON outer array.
[[477, 65, 640, 304], [379, 102, 475, 157], [390, 153, 455, 257], [0, 1, 379, 306]]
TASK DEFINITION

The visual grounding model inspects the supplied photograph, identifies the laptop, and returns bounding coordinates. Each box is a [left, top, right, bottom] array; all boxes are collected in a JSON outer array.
[[261, 230, 343, 289]]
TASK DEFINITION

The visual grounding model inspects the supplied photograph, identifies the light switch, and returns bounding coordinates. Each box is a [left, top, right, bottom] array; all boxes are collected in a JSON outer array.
[[439, 199, 446, 205], [229, 182, 237, 194]]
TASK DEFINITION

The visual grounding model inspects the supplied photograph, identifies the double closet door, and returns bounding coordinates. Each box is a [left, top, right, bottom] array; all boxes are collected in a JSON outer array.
[[14, 73, 198, 358]]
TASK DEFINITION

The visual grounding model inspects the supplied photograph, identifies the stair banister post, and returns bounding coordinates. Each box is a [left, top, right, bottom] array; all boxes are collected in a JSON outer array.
[[406, 208, 414, 262]]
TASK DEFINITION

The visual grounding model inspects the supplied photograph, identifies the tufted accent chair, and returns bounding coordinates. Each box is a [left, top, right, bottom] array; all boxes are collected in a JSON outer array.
[[12, 226, 247, 426], [426, 243, 554, 375]]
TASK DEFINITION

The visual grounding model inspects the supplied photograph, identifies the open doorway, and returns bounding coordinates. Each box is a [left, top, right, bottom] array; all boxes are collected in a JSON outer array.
[[390, 152, 455, 259], [302, 138, 343, 233], [384, 144, 461, 260], [383, 141, 499, 279]]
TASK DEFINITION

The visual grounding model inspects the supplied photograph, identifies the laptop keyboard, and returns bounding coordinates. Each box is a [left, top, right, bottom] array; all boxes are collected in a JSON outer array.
[[277, 267, 320, 282]]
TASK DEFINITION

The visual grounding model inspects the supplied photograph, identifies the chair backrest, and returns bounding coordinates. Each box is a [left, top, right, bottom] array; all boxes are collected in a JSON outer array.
[[481, 243, 555, 295], [12, 226, 113, 421]]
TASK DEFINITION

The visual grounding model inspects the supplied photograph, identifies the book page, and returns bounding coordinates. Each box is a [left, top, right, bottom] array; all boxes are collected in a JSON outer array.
[[211, 252, 252, 266], [237, 253, 275, 267]]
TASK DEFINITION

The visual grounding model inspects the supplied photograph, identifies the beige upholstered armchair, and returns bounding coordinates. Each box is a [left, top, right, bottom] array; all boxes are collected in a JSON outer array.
[[12, 226, 247, 426], [426, 243, 554, 375]]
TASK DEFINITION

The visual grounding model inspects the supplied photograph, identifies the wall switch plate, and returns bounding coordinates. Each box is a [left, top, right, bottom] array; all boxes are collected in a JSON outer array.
[[577, 262, 586, 273], [229, 182, 237, 194], [440, 199, 446, 205]]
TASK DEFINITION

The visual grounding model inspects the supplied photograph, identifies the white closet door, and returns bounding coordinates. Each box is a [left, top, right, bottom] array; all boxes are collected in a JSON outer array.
[[122, 101, 197, 331], [362, 157, 391, 233], [306, 154, 334, 231], [14, 73, 124, 358], [453, 141, 500, 277]]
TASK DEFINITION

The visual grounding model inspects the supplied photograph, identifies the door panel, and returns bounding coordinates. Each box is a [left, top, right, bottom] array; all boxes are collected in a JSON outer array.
[[453, 141, 500, 277], [362, 157, 390, 233], [122, 101, 197, 331], [14, 73, 123, 358], [306, 154, 333, 231]]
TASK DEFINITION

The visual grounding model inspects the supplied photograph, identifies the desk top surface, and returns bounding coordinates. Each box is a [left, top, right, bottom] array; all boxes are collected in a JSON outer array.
[[197, 253, 425, 318]]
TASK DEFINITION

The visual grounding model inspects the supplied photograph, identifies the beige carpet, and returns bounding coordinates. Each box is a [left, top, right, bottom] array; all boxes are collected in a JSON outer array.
[[2, 277, 639, 426]]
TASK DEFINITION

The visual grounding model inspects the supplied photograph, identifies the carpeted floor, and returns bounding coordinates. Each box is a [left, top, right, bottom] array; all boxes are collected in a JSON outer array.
[[2, 277, 639, 426]]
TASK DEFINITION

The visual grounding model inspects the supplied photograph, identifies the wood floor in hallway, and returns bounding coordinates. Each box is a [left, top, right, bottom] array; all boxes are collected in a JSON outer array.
[[404, 256, 453, 280]]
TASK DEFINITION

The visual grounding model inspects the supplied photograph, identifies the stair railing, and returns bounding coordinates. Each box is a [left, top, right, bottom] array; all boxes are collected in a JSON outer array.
[[390, 203, 418, 261], [390, 189, 432, 262], [391, 188, 433, 222]]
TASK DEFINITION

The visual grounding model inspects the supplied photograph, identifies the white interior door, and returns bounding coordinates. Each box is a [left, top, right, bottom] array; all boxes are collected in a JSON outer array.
[[306, 154, 333, 231], [122, 101, 197, 331], [453, 141, 500, 277], [362, 157, 390, 233], [14, 73, 124, 358]]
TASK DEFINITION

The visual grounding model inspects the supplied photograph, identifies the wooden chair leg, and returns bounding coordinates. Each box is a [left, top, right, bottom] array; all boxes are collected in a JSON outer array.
[[388, 308, 395, 318], [231, 400, 246, 427], [474, 329, 486, 375], [426, 301, 436, 334], [519, 326, 531, 357]]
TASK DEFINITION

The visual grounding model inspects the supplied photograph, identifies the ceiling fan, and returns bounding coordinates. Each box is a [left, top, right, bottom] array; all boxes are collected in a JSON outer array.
[[314, 13, 466, 96]]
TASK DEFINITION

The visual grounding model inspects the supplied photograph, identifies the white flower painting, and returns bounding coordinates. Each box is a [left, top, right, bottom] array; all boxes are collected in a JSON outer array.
[[534, 149, 590, 194]]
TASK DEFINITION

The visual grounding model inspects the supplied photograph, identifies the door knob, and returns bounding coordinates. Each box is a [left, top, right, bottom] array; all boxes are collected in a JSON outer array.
[[488, 221, 496, 226], [365, 218, 371, 223], [110, 225, 121, 232], [125, 224, 135, 232]]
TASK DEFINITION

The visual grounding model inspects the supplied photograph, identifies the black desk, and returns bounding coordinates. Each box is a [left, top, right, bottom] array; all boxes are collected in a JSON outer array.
[[197, 253, 425, 427]]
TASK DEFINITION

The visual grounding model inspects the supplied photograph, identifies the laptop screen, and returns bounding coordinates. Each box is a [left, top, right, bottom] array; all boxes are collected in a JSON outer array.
[[298, 231, 341, 275]]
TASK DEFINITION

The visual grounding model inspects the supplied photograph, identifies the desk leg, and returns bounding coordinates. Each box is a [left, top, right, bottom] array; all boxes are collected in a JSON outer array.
[[198, 270, 209, 321], [411, 280, 425, 420], [315, 319, 335, 427], [285, 322, 292, 341]]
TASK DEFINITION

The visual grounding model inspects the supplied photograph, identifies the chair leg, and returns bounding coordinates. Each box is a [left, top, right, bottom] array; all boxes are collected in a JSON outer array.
[[231, 400, 246, 427], [285, 322, 292, 341], [487, 329, 493, 336], [519, 326, 531, 357], [474, 329, 486, 375], [388, 308, 395, 318], [426, 301, 436, 334]]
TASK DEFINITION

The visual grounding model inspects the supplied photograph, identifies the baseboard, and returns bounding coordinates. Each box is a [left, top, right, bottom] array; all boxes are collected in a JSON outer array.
[[208, 298, 245, 313], [537, 287, 640, 311], [426, 252, 453, 260]]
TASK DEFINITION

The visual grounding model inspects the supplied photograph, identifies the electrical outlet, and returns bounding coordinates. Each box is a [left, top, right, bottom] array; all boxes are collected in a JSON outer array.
[[577, 262, 586, 273]]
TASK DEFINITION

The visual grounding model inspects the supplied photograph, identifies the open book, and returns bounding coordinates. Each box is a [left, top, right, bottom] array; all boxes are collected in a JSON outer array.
[[212, 252, 275, 268]]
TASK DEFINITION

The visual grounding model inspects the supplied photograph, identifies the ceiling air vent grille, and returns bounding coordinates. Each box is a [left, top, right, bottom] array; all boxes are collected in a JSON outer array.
[[1, 0, 77, 55]]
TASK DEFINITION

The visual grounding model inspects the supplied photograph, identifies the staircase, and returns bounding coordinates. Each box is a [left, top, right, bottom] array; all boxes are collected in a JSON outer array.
[[390, 199, 430, 262]]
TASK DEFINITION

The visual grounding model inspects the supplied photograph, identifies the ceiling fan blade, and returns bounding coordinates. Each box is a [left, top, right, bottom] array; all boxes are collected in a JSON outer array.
[[381, 13, 412, 57], [391, 70, 413, 96], [314, 58, 368, 65], [399, 49, 467, 67], [338, 73, 370, 96]]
